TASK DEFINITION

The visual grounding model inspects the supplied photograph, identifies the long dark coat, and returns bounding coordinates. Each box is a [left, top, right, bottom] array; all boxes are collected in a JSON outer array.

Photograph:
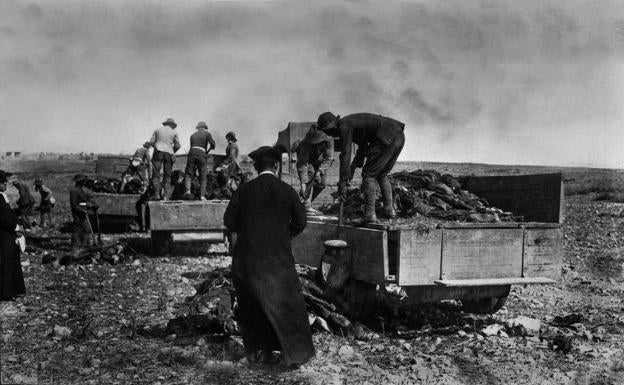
[[223, 173, 314, 365], [0, 194, 25, 300]]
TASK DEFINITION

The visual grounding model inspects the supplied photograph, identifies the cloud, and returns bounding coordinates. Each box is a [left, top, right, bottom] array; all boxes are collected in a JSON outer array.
[[0, 0, 622, 167]]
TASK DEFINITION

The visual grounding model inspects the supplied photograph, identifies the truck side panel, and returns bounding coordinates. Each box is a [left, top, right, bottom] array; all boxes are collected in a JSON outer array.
[[292, 221, 388, 284], [524, 228, 563, 280], [148, 201, 228, 231], [441, 228, 524, 280], [92, 193, 140, 216], [397, 229, 441, 286], [461, 173, 564, 224]]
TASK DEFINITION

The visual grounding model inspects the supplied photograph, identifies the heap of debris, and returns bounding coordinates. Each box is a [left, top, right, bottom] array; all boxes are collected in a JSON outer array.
[[320, 170, 516, 223], [151, 265, 365, 341], [41, 242, 135, 265]]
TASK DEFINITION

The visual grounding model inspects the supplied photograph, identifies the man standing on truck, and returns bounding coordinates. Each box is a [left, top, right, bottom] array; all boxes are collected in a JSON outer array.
[[216, 131, 242, 193], [69, 174, 98, 247], [184, 121, 215, 200], [317, 112, 405, 224], [119, 142, 152, 194], [291, 126, 334, 215], [147, 118, 181, 200], [223, 145, 314, 367]]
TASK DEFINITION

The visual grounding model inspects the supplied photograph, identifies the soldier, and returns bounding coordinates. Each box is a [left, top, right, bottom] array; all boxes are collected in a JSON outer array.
[[317, 112, 405, 224], [147, 118, 181, 200], [291, 126, 334, 215], [119, 142, 152, 194], [69, 174, 98, 247], [34, 178, 55, 228], [11, 180, 36, 228], [184, 121, 215, 200]]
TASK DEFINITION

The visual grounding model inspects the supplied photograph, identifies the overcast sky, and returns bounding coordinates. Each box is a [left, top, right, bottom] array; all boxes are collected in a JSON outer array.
[[1, 0, 623, 167]]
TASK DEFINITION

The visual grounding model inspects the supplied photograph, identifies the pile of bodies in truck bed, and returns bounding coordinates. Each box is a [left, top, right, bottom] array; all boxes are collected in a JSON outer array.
[[84, 171, 233, 200], [320, 170, 517, 223]]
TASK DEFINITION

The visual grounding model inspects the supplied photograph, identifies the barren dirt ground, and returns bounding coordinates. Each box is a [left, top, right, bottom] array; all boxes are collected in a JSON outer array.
[[2, 162, 624, 384]]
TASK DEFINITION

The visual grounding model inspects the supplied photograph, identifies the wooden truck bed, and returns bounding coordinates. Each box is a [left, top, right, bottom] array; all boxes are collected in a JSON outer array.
[[91, 192, 142, 232], [292, 221, 562, 287], [291, 172, 564, 289], [148, 200, 229, 254]]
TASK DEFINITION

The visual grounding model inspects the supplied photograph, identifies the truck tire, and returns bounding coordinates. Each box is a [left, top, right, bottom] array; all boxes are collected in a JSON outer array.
[[341, 278, 377, 321], [151, 231, 172, 256], [462, 286, 510, 314]]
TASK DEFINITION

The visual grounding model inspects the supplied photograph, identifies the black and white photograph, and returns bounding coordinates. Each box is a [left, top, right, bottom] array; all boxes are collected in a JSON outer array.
[[1, 0, 624, 384]]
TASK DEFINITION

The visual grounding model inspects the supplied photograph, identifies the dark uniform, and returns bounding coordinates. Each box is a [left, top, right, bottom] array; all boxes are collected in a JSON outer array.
[[0, 170, 25, 301], [223, 146, 314, 366], [318, 112, 405, 222], [292, 128, 334, 209], [12, 181, 35, 227], [184, 121, 216, 199], [69, 174, 98, 247]]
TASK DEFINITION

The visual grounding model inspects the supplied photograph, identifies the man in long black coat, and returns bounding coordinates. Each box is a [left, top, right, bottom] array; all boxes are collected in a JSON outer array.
[[317, 111, 405, 223], [0, 170, 26, 301], [223, 146, 314, 367]]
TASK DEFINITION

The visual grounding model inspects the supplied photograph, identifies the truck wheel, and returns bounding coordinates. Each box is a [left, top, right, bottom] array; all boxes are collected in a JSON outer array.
[[151, 231, 172, 256], [341, 278, 377, 321], [462, 286, 510, 314]]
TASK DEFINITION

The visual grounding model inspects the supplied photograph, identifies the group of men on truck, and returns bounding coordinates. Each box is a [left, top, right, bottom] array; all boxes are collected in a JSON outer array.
[[118, 118, 241, 201], [291, 111, 406, 223]]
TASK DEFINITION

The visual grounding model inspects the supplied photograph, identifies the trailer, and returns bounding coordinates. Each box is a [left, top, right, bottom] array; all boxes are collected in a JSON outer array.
[[91, 192, 143, 232], [148, 200, 230, 255], [290, 172, 564, 315], [92, 153, 229, 232]]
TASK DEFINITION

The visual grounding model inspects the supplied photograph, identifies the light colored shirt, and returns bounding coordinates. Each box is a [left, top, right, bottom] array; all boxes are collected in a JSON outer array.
[[149, 125, 181, 154]]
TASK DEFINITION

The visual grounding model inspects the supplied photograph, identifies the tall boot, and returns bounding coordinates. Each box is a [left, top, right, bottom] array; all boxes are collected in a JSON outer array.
[[379, 176, 396, 219], [362, 177, 378, 223]]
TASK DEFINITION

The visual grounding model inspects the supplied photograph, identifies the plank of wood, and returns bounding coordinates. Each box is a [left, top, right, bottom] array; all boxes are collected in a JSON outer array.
[[462, 173, 564, 224], [148, 201, 228, 231], [397, 229, 442, 286], [441, 228, 524, 280], [92, 193, 140, 216], [291, 221, 388, 284], [434, 277, 557, 286], [523, 228, 563, 280]]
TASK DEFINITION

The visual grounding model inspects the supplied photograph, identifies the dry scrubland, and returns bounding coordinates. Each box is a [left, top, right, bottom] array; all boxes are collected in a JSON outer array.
[[1, 158, 624, 385]]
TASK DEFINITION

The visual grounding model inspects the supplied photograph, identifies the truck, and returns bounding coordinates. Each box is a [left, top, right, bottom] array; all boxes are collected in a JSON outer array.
[[146, 122, 564, 316], [280, 122, 564, 315], [91, 153, 228, 232]]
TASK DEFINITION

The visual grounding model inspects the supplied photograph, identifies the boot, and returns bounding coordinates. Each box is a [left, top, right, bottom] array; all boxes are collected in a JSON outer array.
[[379, 176, 396, 219], [362, 177, 378, 224]]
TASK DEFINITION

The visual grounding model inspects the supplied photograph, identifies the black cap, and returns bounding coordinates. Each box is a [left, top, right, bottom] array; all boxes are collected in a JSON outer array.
[[248, 146, 281, 163]]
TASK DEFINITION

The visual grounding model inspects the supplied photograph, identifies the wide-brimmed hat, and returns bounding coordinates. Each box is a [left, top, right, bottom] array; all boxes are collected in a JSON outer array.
[[196, 121, 208, 129], [317, 111, 337, 130], [162, 118, 177, 128], [248, 146, 282, 163], [226, 131, 237, 142], [0, 170, 13, 183], [73, 174, 88, 183], [303, 128, 329, 145]]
